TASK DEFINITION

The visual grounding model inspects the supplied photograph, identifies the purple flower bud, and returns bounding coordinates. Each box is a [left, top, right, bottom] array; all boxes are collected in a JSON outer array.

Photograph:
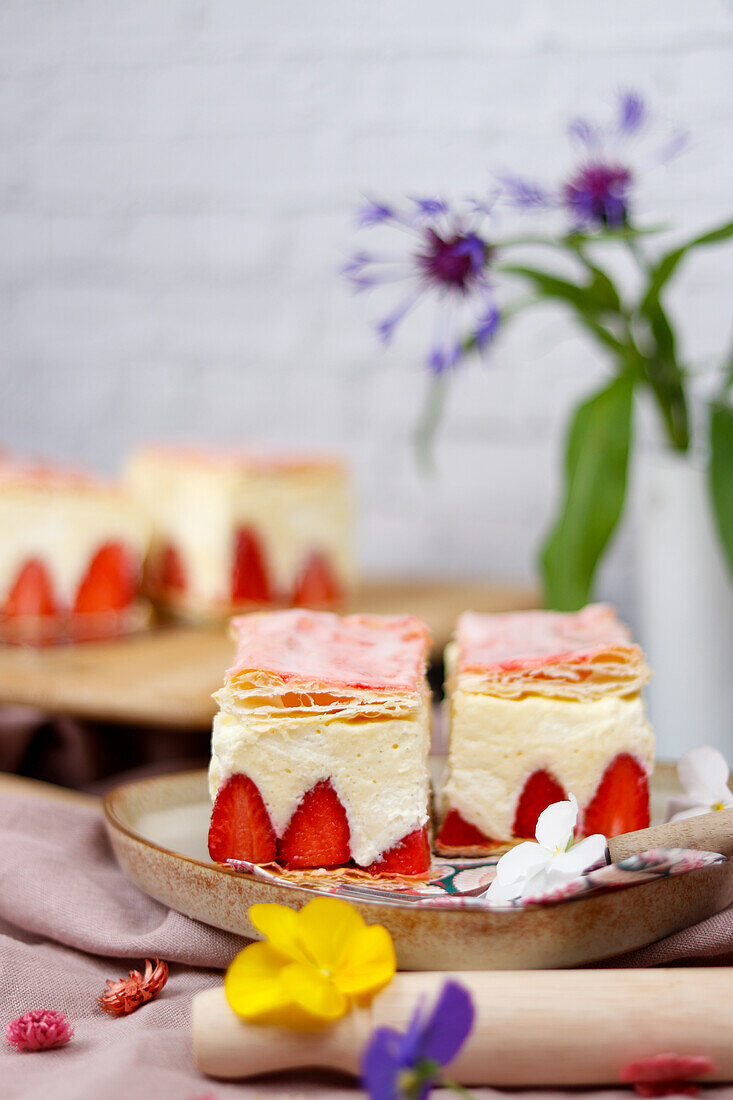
[[418, 230, 488, 291], [345, 195, 499, 375], [563, 162, 633, 228]]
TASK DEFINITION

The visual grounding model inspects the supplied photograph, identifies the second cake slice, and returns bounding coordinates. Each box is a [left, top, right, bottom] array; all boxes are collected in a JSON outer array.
[[209, 609, 432, 876], [436, 604, 654, 854]]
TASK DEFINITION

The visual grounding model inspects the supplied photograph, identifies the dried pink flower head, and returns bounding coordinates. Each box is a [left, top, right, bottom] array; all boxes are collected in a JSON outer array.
[[621, 1053, 716, 1097], [98, 957, 169, 1016], [6, 1010, 74, 1053]]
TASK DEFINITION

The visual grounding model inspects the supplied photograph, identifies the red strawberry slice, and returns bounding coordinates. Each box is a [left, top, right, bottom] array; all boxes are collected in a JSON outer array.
[[74, 542, 137, 614], [366, 825, 430, 875], [278, 779, 350, 869], [436, 809, 492, 849], [231, 527, 271, 603], [581, 753, 650, 838], [513, 770, 567, 838], [208, 774, 277, 864], [5, 559, 57, 617], [160, 543, 186, 591], [293, 551, 342, 607]]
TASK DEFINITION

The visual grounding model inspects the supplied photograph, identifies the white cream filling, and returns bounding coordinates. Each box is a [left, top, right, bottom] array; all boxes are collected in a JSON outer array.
[[127, 456, 355, 605], [442, 692, 654, 841], [209, 695, 431, 866], [0, 489, 150, 606]]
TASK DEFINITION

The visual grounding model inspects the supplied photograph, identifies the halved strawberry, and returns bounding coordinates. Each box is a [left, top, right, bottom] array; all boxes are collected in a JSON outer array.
[[231, 527, 271, 603], [581, 753, 650, 838], [293, 551, 342, 607], [278, 779, 350, 869], [5, 559, 57, 617], [208, 774, 277, 864], [436, 809, 492, 849], [74, 542, 137, 614], [160, 543, 186, 591], [513, 769, 567, 838], [366, 825, 430, 875]]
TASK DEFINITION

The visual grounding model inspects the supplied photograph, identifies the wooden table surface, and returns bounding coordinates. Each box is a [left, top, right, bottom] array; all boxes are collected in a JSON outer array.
[[0, 580, 537, 730]]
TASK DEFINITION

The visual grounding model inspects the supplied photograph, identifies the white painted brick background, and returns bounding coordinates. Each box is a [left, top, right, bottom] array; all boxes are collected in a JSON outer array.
[[1, 0, 732, 626]]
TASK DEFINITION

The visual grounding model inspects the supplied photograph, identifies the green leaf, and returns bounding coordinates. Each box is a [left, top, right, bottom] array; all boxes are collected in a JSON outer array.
[[499, 264, 609, 315], [498, 263, 625, 354], [709, 401, 733, 580], [640, 300, 689, 450], [584, 262, 622, 313], [562, 243, 622, 313], [562, 223, 668, 247], [641, 220, 733, 312], [541, 374, 634, 610]]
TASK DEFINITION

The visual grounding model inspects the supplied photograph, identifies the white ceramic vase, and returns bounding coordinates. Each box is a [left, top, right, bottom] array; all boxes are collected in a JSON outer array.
[[638, 450, 733, 759]]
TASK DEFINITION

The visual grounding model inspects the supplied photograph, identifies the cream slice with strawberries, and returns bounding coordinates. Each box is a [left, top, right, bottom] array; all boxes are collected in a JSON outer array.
[[126, 445, 355, 619], [436, 604, 654, 853], [208, 609, 432, 875], [0, 457, 150, 643]]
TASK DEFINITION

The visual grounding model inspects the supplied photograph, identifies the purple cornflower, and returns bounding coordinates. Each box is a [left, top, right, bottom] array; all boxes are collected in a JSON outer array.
[[501, 90, 686, 230], [361, 980, 475, 1100], [343, 196, 499, 374]]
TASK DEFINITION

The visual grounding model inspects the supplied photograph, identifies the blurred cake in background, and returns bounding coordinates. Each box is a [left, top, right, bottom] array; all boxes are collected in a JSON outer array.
[[126, 445, 356, 620], [0, 456, 151, 644]]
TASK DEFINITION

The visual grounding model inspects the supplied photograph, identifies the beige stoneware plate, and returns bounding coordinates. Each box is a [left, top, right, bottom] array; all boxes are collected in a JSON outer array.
[[103, 763, 733, 970]]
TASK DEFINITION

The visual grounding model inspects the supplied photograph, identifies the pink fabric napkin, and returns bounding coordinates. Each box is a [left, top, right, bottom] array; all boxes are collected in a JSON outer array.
[[1, 786, 732, 1098]]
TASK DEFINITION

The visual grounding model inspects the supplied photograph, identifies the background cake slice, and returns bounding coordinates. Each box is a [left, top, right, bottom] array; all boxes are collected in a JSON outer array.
[[208, 609, 432, 875], [126, 444, 355, 620], [0, 456, 150, 644], [436, 604, 654, 854]]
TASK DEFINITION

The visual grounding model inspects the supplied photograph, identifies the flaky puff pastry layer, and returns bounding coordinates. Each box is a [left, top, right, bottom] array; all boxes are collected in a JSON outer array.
[[450, 604, 650, 702], [219, 609, 432, 720]]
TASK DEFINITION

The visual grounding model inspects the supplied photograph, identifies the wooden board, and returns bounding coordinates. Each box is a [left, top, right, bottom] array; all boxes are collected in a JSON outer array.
[[0, 581, 537, 730]]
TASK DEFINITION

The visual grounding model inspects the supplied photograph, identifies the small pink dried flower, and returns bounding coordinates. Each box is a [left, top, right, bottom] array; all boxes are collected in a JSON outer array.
[[98, 957, 169, 1016], [6, 1010, 74, 1053], [621, 1053, 716, 1097]]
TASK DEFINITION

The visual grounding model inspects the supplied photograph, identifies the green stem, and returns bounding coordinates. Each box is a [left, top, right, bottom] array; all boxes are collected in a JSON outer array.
[[414, 374, 448, 475], [720, 326, 733, 396], [625, 237, 690, 452]]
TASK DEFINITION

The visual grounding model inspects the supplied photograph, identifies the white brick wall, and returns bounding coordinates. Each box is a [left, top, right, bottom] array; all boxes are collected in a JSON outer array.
[[1, 0, 732, 624]]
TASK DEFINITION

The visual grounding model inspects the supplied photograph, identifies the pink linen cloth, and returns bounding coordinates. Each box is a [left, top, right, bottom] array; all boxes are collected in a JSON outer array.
[[1, 786, 733, 1099]]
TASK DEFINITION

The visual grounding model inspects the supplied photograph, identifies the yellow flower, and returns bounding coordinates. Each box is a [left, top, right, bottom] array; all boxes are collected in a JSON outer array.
[[224, 897, 396, 1030]]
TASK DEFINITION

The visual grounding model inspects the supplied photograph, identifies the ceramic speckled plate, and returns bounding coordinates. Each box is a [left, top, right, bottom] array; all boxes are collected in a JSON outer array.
[[103, 763, 733, 970]]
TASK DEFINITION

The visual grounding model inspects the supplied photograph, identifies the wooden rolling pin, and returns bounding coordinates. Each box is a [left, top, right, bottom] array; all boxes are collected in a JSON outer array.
[[608, 806, 733, 861], [193, 969, 733, 1085]]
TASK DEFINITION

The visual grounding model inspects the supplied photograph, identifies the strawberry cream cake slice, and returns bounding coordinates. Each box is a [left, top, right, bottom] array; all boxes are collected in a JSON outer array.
[[125, 445, 355, 620], [0, 456, 150, 644], [436, 604, 654, 854], [208, 609, 432, 876]]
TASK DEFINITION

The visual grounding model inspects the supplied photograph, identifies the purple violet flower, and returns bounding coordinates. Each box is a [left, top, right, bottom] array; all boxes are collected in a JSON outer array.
[[343, 196, 499, 374], [502, 90, 686, 230], [361, 980, 475, 1100], [563, 163, 633, 228]]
